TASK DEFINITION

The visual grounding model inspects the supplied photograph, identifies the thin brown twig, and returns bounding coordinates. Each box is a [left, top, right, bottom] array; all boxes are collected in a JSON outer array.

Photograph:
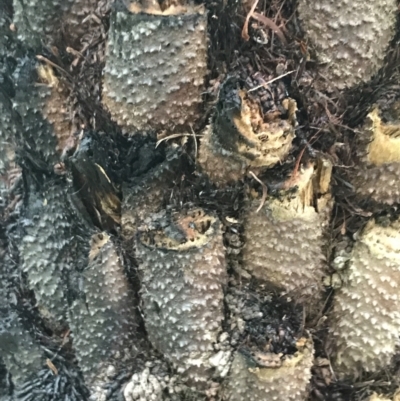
[[36, 55, 72, 80], [155, 133, 203, 148], [189, 124, 198, 162], [242, 0, 260, 41], [249, 170, 268, 213], [248, 70, 295, 92], [289, 129, 321, 184], [46, 359, 58, 375], [252, 12, 287, 45]]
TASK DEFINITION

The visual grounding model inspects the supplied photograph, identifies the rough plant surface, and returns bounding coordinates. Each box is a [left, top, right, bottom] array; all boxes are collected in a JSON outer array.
[[69, 232, 138, 392], [136, 208, 228, 392], [102, 4, 208, 133], [4, 0, 400, 400], [297, 0, 398, 90], [223, 336, 314, 401], [197, 76, 297, 187], [13, 0, 101, 49], [330, 218, 400, 377], [350, 103, 400, 205], [242, 162, 332, 307]]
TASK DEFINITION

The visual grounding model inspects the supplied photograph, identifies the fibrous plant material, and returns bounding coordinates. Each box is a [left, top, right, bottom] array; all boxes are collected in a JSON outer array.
[[329, 217, 400, 377], [102, 3, 207, 134], [197, 77, 296, 187], [70, 138, 121, 231], [122, 149, 182, 241], [13, 358, 90, 401], [297, 0, 397, 90], [351, 103, 400, 205], [367, 394, 392, 401], [13, 60, 74, 170], [0, 311, 43, 388], [223, 336, 314, 401], [225, 284, 303, 356], [13, 0, 99, 49], [69, 232, 137, 392], [136, 208, 227, 391], [242, 160, 332, 305]]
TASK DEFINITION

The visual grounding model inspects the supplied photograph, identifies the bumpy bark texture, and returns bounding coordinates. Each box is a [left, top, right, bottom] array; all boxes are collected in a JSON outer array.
[[136, 208, 227, 392], [20, 177, 91, 324], [198, 77, 296, 187], [0, 311, 44, 388], [12, 59, 70, 170], [223, 336, 314, 401], [102, 4, 207, 134], [351, 103, 400, 205], [242, 160, 332, 305], [7, 0, 400, 399], [69, 232, 137, 393], [0, 82, 19, 210], [13, 0, 99, 49], [330, 218, 400, 376], [298, 0, 397, 90]]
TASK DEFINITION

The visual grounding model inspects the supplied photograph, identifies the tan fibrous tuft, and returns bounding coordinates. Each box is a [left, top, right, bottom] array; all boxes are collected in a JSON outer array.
[[297, 0, 397, 90], [198, 78, 297, 186], [351, 104, 400, 205], [13, 60, 75, 168], [223, 335, 314, 401], [242, 160, 333, 306], [198, 78, 296, 187], [367, 394, 393, 401], [37, 65, 75, 155], [102, 4, 207, 134], [330, 217, 400, 377], [136, 208, 227, 391]]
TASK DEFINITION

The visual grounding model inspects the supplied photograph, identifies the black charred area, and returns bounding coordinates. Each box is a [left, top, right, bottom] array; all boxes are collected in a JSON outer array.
[[2, 0, 400, 400]]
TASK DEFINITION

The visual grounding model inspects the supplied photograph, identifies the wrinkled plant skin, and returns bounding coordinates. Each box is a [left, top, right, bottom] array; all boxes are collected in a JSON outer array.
[[4, 0, 400, 400]]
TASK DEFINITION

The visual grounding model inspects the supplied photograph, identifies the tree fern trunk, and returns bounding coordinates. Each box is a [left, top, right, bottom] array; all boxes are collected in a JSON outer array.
[[2, 1, 400, 401]]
